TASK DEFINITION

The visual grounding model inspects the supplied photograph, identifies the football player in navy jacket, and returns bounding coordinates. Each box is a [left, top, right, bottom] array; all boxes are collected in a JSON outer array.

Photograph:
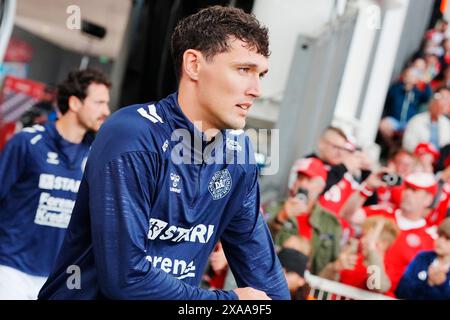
[[0, 68, 111, 299], [39, 6, 289, 300]]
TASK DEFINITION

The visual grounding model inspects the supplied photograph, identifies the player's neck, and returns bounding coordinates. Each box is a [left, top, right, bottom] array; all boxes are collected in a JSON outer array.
[[55, 114, 87, 144], [178, 84, 220, 141]]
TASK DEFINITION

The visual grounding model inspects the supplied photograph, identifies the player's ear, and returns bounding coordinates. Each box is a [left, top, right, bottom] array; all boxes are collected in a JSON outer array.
[[182, 49, 202, 81], [68, 95, 82, 113]]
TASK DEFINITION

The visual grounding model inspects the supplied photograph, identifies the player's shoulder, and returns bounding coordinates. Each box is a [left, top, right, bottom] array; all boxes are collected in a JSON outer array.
[[103, 102, 168, 134], [91, 103, 170, 161], [11, 124, 48, 146], [102, 102, 169, 137]]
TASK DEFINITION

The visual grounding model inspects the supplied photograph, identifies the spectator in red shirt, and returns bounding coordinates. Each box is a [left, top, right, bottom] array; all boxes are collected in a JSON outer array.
[[340, 171, 438, 296], [318, 149, 372, 216], [340, 150, 415, 225], [379, 173, 438, 295], [320, 216, 399, 294]]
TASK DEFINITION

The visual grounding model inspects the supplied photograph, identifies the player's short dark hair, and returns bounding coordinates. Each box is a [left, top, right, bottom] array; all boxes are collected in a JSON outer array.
[[171, 5, 270, 79], [57, 68, 111, 114]]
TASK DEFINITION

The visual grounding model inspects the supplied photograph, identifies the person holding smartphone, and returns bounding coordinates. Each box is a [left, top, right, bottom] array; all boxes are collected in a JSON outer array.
[[267, 157, 348, 274]]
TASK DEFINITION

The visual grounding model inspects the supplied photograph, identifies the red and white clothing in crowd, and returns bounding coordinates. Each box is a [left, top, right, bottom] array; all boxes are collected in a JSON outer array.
[[295, 214, 312, 240], [319, 172, 359, 215], [425, 182, 450, 228], [362, 205, 436, 296], [339, 254, 371, 291], [375, 184, 404, 208], [318, 172, 358, 240]]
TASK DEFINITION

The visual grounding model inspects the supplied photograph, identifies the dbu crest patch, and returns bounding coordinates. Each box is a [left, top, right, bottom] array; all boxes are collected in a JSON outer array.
[[208, 169, 232, 200]]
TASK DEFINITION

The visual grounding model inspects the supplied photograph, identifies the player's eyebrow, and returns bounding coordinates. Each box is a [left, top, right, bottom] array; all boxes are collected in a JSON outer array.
[[233, 62, 269, 75]]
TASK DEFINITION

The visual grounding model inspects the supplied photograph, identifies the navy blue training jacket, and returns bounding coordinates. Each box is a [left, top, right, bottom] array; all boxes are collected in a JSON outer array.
[[0, 122, 91, 276], [38, 92, 289, 300]]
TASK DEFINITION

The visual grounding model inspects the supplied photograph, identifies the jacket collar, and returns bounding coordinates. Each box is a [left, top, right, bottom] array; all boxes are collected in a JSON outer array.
[[162, 92, 227, 164]]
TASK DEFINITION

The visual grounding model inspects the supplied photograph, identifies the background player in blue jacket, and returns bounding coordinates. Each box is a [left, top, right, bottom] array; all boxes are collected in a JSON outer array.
[[396, 217, 450, 299], [0, 68, 111, 299], [39, 6, 290, 300]]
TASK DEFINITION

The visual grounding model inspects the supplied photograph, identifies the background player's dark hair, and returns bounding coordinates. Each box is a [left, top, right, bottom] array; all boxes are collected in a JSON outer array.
[[171, 5, 269, 79], [57, 68, 111, 114]]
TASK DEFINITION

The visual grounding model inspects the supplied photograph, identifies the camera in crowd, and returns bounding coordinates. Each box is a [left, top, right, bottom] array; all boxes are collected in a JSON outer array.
[[295, 188, 309, 203], [380, 172, 403, 186]]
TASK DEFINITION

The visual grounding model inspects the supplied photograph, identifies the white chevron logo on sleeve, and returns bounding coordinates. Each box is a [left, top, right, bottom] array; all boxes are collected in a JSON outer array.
[[137, 104, 164, 124]]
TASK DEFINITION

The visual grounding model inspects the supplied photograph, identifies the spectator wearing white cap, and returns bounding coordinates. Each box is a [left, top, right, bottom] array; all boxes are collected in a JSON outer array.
[[396, 217, 450, 299], [402, 87, 450, 153], [368, 172, 439, 297], [340, 171, 439, 295]]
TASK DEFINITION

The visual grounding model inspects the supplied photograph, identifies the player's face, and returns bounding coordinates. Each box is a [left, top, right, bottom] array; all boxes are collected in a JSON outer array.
[[78, 83, 110, 132], [196, 39, 268, 130]]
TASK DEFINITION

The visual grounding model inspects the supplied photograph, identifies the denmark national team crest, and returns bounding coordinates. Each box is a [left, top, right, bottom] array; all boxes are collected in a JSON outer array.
[[208, 169, 232, 200]]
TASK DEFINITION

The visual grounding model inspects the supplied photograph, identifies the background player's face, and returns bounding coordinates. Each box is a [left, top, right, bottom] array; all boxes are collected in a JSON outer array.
[[77, 83, 110, 132], [196, 39, 268, 130]]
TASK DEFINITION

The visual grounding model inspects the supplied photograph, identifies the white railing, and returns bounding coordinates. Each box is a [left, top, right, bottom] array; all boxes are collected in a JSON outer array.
[[305, 271, 397, 300]]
